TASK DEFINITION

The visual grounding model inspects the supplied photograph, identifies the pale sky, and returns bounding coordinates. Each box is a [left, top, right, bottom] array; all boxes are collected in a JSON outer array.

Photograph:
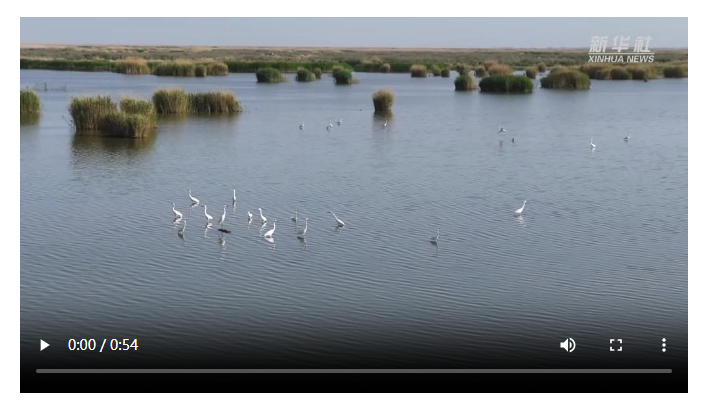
[[20, 18, 688, 48]]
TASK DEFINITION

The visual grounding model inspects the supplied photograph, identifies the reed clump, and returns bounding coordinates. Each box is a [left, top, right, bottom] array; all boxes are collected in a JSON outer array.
[[625, 64, 658, 80], [188, 91, 242, 114], [379, 63, 391, 73], [256, 67, 286, 83], [455, 64, 468, 75], [313, 67, 322, 79], [662, 64, 687, 78], [152, 60, 197, 77], [206, 62, 229, 76], [152, 89, 190, 114], [20, 89, 40, 115], [114, 58, 150, 75], [579, 64, 608, 79], [372, 88, 395, 113], [454, 74, 477, 91], [441, 68, 451, 77], [537, 62, 547, 73], [119, 98, 157, 122], [483, 60, 499, 70], [479, 75, 533, 93], [474, 66, 487, 77], [99, 111, 153, 138], [195, 65, 207, 77], [540, 69, 591, 90], [69, 96, 118, 130], [596, 66, 632, 80], [525, 67, 538, 79], [296, 68, 316, 82], [410, 64, 428, 78], [333, 69, 354, 84], [430, 65, 442, 76], [488, 64, 513, 76]]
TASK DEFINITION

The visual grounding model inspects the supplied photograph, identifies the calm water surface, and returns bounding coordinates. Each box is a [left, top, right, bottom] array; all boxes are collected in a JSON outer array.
[[21, 70, 687, 368]]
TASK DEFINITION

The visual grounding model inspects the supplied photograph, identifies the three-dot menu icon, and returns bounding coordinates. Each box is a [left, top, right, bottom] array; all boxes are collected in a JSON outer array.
[[662, 338, 666, 352]]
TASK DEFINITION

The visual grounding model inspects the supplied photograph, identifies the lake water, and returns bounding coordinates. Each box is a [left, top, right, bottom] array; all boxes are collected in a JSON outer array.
[[21, 70, 687, 369]]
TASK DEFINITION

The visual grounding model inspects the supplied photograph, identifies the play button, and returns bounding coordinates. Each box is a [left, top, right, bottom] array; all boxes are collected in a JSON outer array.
[[40, 340, 49, 351]]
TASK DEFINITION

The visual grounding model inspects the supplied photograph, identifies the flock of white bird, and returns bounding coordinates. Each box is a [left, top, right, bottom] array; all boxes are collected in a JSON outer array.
[[171, 121, 631, 245], [171, 187, 344, 244]]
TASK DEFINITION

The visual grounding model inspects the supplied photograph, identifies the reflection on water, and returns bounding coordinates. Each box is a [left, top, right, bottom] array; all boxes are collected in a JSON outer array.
[[20, 113, 40, 126]]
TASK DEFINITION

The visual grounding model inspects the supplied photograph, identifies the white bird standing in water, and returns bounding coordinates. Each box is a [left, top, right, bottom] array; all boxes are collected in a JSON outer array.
[[329, 211, 345, 227], [327, 121, 334, 131], [247, 211, 253, 221], [299, 121, 304, 130], [218, 205, 227, 227], [259, 208, 267, 224], [590, 138, 597, 149], [497, 126, 508, 134], [430, 228, 440, 244], [297, 218, 309, 239], [232, 189, 237, 204], [337, 118, 343, 126], [172, 203, 183, 220], [178, 219, 187, 236], [514, 200, 527, 216], [203, 205, 213, 223], [383, 120, 388, 128], [291, 209, 298, 222], [264, 221, 277, 238], [188, 189, 200, 205]]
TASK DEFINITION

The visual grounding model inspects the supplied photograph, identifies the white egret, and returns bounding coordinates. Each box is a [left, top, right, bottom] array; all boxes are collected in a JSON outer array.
[[264, 221, 277, 238], [247, 211, 253, 221], [232, 189, 237, 204], [497, 126, 508, 134], [383, 120, 388, 128], [299, 121, 305, 130], [337, 118, 343, 126], [329, 211, 345, 227], [291, 209, 298, 222], [430, 228, 440, 244], [172, 203, 183, 220], [203, 205, 213, 223], [514, 200, 527, 216], [219, 205, 227, 228], [297, 218, 309, 239], [259, 208, 267, 224], [590, 138, 597, 149], [327, 121, 334, 131], [188, 189, 200, 205]]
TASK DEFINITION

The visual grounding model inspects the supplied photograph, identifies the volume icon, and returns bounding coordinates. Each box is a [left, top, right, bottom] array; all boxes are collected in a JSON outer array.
[[560, 338, 576, 352]]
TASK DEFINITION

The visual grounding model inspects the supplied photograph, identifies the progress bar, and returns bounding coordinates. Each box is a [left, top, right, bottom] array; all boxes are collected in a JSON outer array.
[[37, 369, 672, 374]]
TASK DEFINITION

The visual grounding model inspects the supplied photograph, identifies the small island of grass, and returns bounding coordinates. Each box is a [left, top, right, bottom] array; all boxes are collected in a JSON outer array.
[[296, 68, 316, 82], [410, 64, 428, 78], [454, 74, 477, 91], [20, 88, 40, 115], [372, 88, 395, 113], [256, 67, 286, 83], [479, 75, 533, 93], [540, 69, 591, 90]]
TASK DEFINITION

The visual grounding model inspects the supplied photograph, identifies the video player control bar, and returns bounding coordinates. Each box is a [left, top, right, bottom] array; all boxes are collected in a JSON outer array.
[[36, 369, 673, 374]]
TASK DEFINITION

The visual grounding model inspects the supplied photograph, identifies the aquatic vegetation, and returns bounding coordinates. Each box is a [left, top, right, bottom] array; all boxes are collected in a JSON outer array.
[[538, 62, 547, 73], [195, 65, 207, 77], [454, 74, 477, 91], [99, 111, 153, 138], [188, 91, 242, 114], [525, 67, 538, 79], [313, 67, 322, 79], [455, 64, 468, 75], [625, 64, 659, 80], [483, 60, 499, 70], [662, 64, 687, 78], [579, 64, 608, 79], [379, 63, 391, 73], [430, 65, 442, 76], [474, 66, 487, 77], [333, 69, 354, 85], [372, 88, 395, 113], [152, 89, 190, 114], [151, 60, 197, 77], [20, 89, 40, 115], [69, 96, 118, 130], [479, 75, 533, 93], [296, 68, 316, 82], [595, 66, 632, 80], [206, 62, 229, 76], [256, 67, 286, 83], [540, 69, 591, 89], [332, 65, 345, 75], [114, 58, 150, 75], [410, 64, 428, 78], [225, 61, 345, 73], [20, 58, 116, 72], [488, 64, 513, 76], [441, 68, 451, 77], [119, 98, 157, 121]]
